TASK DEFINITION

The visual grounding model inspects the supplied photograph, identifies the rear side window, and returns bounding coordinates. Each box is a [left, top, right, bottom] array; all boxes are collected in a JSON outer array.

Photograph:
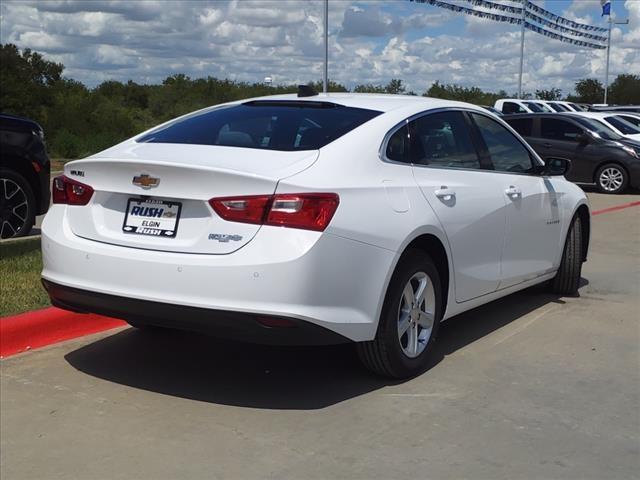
[[506, 117, 533, 136], [503, 102, 527, 114], [385, 125, 409, 163], [471, 113, 534, 174], [540, 119, 582, 141], [408, 111, 481, 169], [138, 102, 382, 151]]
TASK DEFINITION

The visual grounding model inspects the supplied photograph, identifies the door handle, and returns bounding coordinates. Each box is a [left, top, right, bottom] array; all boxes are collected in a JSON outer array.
[[543, 143, 552, 148], [505, 185, 522, 198], [435, 187, 456, 200]]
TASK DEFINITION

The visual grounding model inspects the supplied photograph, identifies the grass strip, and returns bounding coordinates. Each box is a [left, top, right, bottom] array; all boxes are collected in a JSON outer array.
[[0, 239, 50, 317]]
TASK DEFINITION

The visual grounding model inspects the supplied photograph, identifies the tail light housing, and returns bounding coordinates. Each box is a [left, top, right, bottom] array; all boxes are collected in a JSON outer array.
[[52, 175, 94, 205], [209, 193, 339, 232]]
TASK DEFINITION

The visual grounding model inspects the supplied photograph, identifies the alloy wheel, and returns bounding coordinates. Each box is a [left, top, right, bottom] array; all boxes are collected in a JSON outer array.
[[0, 178, 29, 238], [599, 167, 624, 193], [397, 271, 436, 358]]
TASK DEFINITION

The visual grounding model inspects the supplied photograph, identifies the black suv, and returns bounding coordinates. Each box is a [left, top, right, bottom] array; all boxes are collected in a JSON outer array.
[[0, 114, 51, 238], [504, 113, 640, 194]]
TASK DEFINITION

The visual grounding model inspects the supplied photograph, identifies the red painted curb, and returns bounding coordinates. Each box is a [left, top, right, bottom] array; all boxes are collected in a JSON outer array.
[[0, 307, 126, 358], [592, 200, 640, 216]]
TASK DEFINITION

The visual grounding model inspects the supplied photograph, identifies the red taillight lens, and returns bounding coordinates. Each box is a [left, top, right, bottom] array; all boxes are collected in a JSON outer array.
[[209, 193, 339, 232], [209, 195, 272, 225], [52, 175, 94, 205], [266, 193, 339, 231]]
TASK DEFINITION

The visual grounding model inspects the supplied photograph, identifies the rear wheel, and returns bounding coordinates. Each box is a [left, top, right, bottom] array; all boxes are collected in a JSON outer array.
[[551, 216, 583, 295], [357, 249, 442, 378], [0, 170, 36, 239], [596, 163, 628, 194]]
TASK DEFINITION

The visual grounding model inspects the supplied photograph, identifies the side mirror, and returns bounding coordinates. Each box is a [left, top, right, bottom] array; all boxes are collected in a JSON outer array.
[[576, 132, 590, 144], [544, 157, 571, 176]]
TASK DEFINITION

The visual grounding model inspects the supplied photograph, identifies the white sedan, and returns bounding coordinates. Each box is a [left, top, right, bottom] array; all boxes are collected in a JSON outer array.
[[41, 92, 590, 378], [572, 111, 640, 141]]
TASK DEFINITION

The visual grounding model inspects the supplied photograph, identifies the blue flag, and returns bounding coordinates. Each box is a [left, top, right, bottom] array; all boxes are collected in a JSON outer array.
[[601, 0, 611, 16]]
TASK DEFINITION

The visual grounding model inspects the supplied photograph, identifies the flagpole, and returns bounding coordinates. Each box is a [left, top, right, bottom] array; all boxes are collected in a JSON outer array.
[[602, 0, 629, 105], [604, 2, 612, 104], [323, 0, 328, 94], [517, 0, 526, 99]]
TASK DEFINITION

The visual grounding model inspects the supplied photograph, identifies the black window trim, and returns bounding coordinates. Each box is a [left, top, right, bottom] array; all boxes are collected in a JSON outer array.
[[379, 107, 544, 176]]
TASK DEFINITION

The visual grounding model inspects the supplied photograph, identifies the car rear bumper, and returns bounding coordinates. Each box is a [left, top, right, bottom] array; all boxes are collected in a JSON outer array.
[[42, 280, 350, 345], [41, 205, 396, 343]]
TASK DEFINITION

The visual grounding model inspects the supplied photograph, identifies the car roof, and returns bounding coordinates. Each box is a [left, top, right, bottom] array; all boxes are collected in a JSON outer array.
[[236, 93, 484, 114], [0, 113, 42, 131], [572, 111, 614, 119]]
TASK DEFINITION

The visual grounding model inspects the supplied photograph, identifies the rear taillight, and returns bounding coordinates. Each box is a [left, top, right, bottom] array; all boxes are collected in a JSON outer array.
[[209, 193, 339, 232], [52, 175, 94, 205]]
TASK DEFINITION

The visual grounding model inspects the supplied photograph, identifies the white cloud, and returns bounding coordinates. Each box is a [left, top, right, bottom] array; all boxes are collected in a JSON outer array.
[[0, 0, 637, 97]]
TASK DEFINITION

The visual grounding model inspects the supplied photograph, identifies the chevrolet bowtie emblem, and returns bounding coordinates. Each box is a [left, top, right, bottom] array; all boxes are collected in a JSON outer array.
[[132, 174, 160, 189]]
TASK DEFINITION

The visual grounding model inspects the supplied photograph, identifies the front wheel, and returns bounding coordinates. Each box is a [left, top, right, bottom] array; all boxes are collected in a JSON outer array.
[[596, 163, 628, 194], [357, 249, 443, 378]]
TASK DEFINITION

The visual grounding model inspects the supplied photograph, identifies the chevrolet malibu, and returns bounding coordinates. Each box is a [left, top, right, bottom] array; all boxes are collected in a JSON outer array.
[[41, 92, 590, 378]]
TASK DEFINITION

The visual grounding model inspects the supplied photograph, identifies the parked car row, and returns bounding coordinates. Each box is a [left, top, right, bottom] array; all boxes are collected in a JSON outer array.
[[504, 112, 640, 194]]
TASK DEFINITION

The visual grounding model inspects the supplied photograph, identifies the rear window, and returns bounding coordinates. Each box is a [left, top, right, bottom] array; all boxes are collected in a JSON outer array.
[[137, 101, 382, 151], [506, 117, 533, 136]]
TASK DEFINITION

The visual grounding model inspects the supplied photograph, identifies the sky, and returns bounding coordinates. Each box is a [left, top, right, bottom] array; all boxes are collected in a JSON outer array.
[[1, 0, 638, 96]]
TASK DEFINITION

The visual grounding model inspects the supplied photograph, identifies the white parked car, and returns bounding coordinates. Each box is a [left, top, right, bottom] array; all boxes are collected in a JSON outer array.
[[41, 92, 590, 378], [571, 111, 640, 141], [494, 98, 551, 114]]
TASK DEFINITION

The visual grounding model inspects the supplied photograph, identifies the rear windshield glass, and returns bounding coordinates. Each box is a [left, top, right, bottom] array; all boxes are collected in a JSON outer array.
[[137, 101, 382, 151]]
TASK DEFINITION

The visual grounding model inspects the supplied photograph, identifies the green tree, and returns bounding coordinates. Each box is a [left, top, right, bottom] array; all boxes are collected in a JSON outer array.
[[608, 74, 640, 105], [0, 43, 63, 120], [572, 78, 604, 104], [535, 88, 562, 100]]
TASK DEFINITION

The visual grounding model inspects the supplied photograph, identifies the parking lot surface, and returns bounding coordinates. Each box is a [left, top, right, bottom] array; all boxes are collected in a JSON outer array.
[[1, 191, 639, 480]]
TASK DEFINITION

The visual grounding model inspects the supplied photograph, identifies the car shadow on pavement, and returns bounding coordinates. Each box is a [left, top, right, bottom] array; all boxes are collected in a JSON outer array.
[[64, 280, 586, 410]]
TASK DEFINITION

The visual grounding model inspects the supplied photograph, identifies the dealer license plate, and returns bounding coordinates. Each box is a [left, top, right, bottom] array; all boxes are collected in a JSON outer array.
[[122, 198, 181, 237]]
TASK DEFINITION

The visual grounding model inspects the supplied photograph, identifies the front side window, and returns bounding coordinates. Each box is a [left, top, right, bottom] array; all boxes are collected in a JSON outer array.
[[540, 118, 582, 141], [524, 102, 544, 113], [605, 116, 640, 135], [618, 115, 640, 128], [471, 113, 534, 174], [408, 111, 481, 169], [138, 102, 381, 151], [503, 102, 526, 114]]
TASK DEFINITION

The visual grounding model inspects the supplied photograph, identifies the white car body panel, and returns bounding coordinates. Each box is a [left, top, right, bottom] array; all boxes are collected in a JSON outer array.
[[42, 93, 590, 343]]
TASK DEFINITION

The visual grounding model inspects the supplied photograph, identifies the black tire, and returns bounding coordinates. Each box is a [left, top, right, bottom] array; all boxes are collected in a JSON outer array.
[[551, 216, 583, 295], [357, 249, 443, 378], [595, 163, 628, 194], [0, 169, 36, 239]]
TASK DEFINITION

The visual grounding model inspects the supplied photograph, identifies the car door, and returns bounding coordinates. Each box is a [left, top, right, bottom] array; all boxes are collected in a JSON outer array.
[[469, 113, 563, 288], [406, 110, 507, 302], [526, 117, 595, 183]]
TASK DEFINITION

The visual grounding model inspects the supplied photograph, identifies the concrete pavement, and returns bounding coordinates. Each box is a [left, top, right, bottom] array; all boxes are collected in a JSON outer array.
[[1, 191, 639, 480]]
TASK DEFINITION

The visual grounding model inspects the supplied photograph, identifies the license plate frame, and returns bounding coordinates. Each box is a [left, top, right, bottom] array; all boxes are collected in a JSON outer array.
[[122, 198, 182, 238]]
